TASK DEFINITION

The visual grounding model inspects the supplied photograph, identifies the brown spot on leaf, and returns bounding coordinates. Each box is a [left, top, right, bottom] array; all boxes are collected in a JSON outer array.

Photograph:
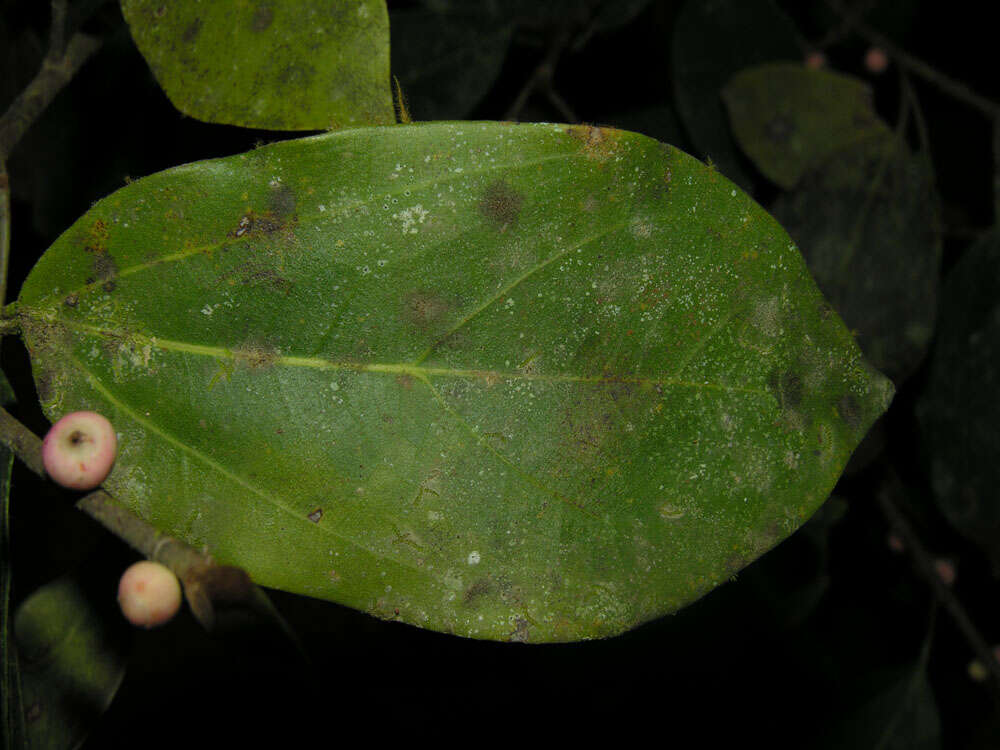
[[565, 124, 624, 161], [217, 261, 292, 294], [767, 370, 803, 411], [234, 342, 280, 369], [64, 293, 79, 307], [226, 209, 293, 240], [395, 374, 414, 390], [479, 179, 523, 231], [307, 507, 323, 523], [837, 393, 862, 431], [251, 4, 274, 31], [182, 18, 201, 42], [508, 617, 530, 643], [403, 291, 449, 331], [34, 370, 53, 403], [464, 578, 491, 605]]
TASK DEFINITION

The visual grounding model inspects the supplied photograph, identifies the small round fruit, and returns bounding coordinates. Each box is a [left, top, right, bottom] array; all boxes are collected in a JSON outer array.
[[118, 561, 182, 629], [41, 411, 117, 490], [864, 46, 889, 74]]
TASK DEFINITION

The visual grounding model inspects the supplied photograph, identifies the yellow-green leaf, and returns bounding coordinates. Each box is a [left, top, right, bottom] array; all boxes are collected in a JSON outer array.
[[120, 0, 394, 130]]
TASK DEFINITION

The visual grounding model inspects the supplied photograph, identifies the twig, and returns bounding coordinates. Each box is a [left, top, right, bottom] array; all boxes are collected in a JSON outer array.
[[824, 0, 1000, 119], [0, 406, 304, 657], [49, 0, 70, 60], [878, 483, 1000, 705], [813, 0, 882, 50], [0, 163, 9, 308], [900, 71, 935, 177], [0, 32, 101, 161], [504, 29, 574, 122]]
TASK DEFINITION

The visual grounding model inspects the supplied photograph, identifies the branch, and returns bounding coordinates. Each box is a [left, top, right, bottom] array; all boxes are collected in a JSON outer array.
[[504, 29, 577, 123], [0, 406, 302, 654], [878, 482, 1000, 705], [824, 0, 1000, 119], [0, 163, 9, 308], [0, 32, 101, 161], [49, 0, 70, 60]]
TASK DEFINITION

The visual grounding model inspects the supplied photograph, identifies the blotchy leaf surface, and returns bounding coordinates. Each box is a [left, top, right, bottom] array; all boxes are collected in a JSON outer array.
[[16, 123, 892, 641], [120, 0, 394, 130]]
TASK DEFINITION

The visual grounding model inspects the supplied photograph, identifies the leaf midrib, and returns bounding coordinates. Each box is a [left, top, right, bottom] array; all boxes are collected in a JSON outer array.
[[42, 317, 767, 396]]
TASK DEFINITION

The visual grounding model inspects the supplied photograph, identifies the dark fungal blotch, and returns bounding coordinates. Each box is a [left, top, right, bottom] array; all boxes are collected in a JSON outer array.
[[251, 4, 274, 31], [767, 369, 803, 411], [227, 209, 290, 240], [402, 290, 449, 331], [182, 18, 201, 42], [463, 578, 491, 605], [837, 393, 863, 432], [478, 179, 523, 231]]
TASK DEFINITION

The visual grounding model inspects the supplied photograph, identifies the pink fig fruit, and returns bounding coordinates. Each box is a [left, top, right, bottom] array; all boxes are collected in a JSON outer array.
[[118, 560, 182, 629], [41, 411, 117, 490]]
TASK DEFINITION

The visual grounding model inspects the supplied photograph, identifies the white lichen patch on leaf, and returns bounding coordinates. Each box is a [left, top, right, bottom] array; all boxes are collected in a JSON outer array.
[[393, 204, 429, 234]]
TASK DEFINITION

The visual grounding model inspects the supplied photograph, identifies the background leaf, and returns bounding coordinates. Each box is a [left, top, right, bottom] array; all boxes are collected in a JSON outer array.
[[14, 573, 129, 750], [119, 0, 394, 130], [15, 123, 890, 642], [770, 138, 940, 384], [916, 229, 1000, 567], [722, 64, 892, 189], [389, 3, 513, 121], [672, 0, 800, 190]]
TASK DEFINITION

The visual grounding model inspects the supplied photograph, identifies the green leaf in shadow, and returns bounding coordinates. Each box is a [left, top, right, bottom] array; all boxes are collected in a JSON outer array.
[[672, 0, 800, 190], [15, 122, 892, 641], [917, 230, 1000, 567], [723, 63, 892, 190], [120, 0, 394, 130], [390, 5, 513, 120], [14, 574, 129, 750], [771, 138, 941, 383]]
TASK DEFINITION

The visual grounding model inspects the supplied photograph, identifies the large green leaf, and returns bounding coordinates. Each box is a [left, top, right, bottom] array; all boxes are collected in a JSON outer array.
[[120, 0, 394, 130], [14, 122, 892, 642]]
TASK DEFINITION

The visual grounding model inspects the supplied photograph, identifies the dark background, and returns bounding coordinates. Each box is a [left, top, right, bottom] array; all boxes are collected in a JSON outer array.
[[2, 1, 998, 746]]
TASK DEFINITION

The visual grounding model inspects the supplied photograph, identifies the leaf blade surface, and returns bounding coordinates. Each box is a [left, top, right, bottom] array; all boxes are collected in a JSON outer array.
[[17, 123, 892, 641]]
